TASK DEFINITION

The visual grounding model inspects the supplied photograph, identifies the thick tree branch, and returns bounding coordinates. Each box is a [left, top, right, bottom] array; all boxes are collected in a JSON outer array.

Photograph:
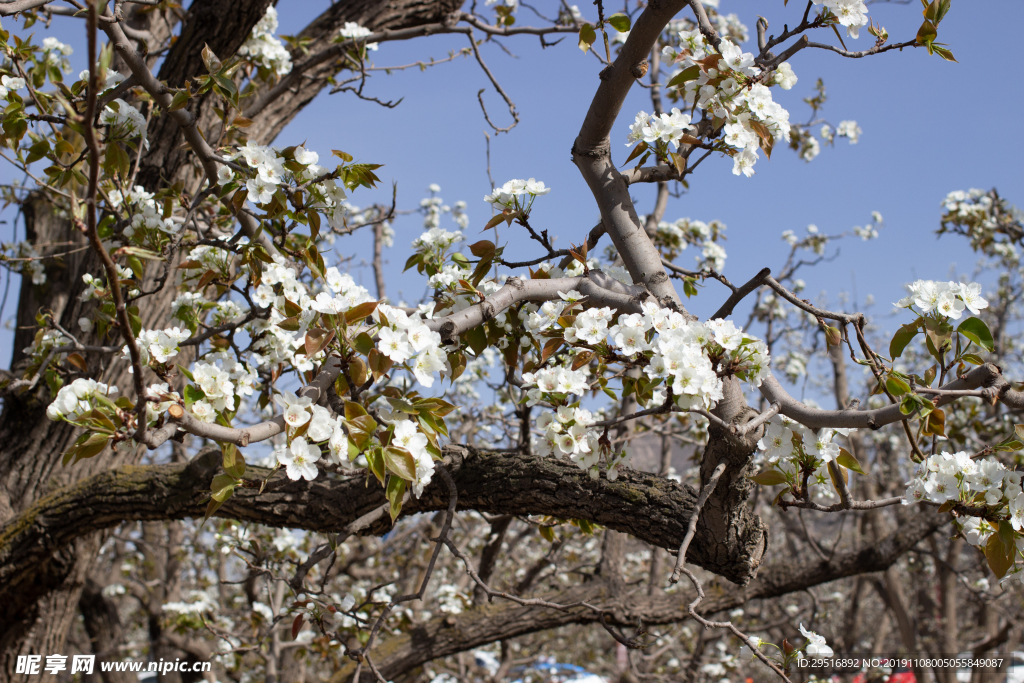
[[0, 444, 772, 610], [571, 0, 689, 310]]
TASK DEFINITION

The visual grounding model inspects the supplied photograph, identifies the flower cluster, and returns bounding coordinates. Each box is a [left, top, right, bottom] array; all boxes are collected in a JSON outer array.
[[532, 406, 630, 480], [758, 416, 850, 465], [126, 327, 191, 367], [375, 304, 447, 387], [100, 99, 149, 149], [339, 22, 379, 51], [222, 141, 347, 227], [654, 217, 727, 267], [411, 226, 465, 272], [390, 419, 437, 495], [421, 185, 469, 231], [645, 28, 796, 178], [811, 0, 869, 39], [110, 185, 180, 245], [249, 263, 370, 371], [522, 365, 590, 405], [940, 189, 1022, 263], [0, 74, 26, 99], [944, 189, 994, 222], [894, 280, 988, 321], [237, 6, 293, 78], [144, 382, 182, 425], [626, 108, 694, 150], [46, 378, 118, 422], [273, 391, 350, 479], [852, 211, 883, 240], [521, 299, 769, 478], [903, 452, 1021, 523], [755, 415, 858, 501], [799, 624, 834, 657], [40, 36, 73, 73], [484, 178, 550, 212], [188, 353, 259, 421], [79, 265, 139, 304], [21, 329, 70, 361]]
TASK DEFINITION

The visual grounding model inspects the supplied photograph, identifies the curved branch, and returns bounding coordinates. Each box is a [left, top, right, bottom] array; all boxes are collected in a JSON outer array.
[[759, 362, 1024, 430], [0, 0, 54, 16], [0, 445, 771, 605], [424, 272, 649, 343], [622, 164, 682, 186], [138, 357, 342, 450], [571, 0, 690, 310]]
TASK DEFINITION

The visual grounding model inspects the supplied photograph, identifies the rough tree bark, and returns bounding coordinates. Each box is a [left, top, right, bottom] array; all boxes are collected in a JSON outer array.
[[0, 445, 768, 595]]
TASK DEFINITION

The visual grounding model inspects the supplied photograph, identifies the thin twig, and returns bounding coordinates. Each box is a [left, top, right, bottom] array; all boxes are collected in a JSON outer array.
[[669, 462, 726, 583]]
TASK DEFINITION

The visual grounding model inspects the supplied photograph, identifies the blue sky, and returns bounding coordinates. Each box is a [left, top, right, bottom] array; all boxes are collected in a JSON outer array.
[[2, 0, 1021, 363]]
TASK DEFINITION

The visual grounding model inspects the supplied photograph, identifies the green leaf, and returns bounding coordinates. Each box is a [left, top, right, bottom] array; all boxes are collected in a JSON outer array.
[[183, 384, 206, 407], [889, 320, 921, 359], [986, 531, 1015, 579], [932, 44, 957, 62], [999, 520, 1017, 554], [76, 432, 110, 461], [222, 443, 245, 479], [168, 89, 191, 111], [748, 469, 788, 486], [578, 23, 597, 53], [201, 43, 222, 74], [606, 13, 630, 33], [995, 433, 1024, 452], [466, 324, 487, 356], [387, 397, 419, 414], [346, 300, 379, 326], [836, 448, 866, 475], [365, 447, 386, 485], [303, 327, 335, 358], [916, 19, 937, 46], [386, 476, 407, 522], [404, 252, 423, 272], [923, 408, 946, 437], [886, 375, 912, 396], [958, 317, 994, 352], [354, 332, 375, 356], [344, 400, 369, 420], [211, 473, 237, 502], [667, 64, 701, 88], [205, 473, 237, 523], [961, 353, 984, 365], [383, 446, 417, 480]]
